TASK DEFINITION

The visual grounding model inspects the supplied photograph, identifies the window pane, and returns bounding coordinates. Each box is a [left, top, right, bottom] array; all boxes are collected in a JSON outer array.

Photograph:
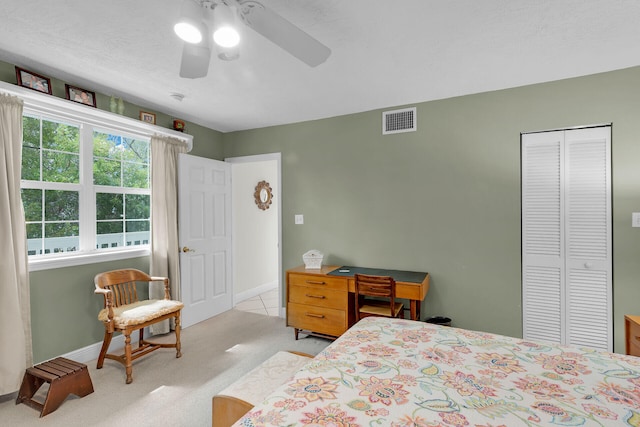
[[44, 222, 79, 253], [22, 117, 41, 181], [23, 116, 40, 147], [93, 131, 123, 160], [94, 158, 122, 186], [42, 121, 79, 152], [94, 132, 150, 188], [97, 221, 123, 234], [26, 223, 43, 256], [44, 190, 79, 221], [123, 138, 149, 164], [123, 162, 149, 188], [22, 188, 42, 221], [45, 222, 79, 238], [42, 151, 80, 183], [126, 220, 150, 232], [21, 146, 41, 180], [125, 194, 150, 219], [26, 222, 43, 239], [126, 220, 150, 246], [96, 193, 123, 220], [97, 221, 124, 248]]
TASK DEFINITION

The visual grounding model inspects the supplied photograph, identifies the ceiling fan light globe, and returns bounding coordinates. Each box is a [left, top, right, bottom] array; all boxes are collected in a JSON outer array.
[[174, 22, 203, 44], [213, 27, 240, 48]]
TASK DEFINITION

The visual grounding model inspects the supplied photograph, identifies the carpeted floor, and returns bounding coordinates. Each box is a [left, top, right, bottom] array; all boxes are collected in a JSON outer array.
[[0, 309, 331, 426]]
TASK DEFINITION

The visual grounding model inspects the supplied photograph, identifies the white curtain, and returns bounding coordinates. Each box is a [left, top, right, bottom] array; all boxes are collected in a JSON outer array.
[[0, 93, 32, 395], [149, 134, 187, 335]]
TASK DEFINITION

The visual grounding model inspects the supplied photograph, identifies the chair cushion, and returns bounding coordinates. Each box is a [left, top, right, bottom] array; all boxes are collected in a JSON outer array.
[[98, 299, 184, 327]]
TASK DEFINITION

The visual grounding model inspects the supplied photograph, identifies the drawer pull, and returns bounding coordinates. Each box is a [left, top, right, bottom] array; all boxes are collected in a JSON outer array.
[[306, 313, 325, 318], [306, 294, 326, 299], [306, 280, 326, 285], [636, 336, 640, 341]]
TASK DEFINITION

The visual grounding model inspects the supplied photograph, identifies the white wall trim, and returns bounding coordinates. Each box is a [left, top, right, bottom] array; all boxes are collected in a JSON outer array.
[[59, 333, 140, 365], [0, 80, 193, 151], [234, 280, 278, 304], [29, 247, 150, 272]]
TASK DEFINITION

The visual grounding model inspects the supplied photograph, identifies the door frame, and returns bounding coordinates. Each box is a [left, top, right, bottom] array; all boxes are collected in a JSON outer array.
[[225, 152, 283, 315]]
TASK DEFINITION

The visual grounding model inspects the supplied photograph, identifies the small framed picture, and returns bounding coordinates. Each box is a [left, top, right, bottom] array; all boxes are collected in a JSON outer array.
[[65, 84, 97, 107], [15, 67, 52, 94], [140, 111, 156, 124]]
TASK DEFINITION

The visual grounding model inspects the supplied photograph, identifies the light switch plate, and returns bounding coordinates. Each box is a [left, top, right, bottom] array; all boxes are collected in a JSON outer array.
[[633, 212, 640, 228], [295, 214, 304, 225]]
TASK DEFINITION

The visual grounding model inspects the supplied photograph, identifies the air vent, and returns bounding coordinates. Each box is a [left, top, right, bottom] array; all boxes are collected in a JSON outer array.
[[382, 107, 416, 135]]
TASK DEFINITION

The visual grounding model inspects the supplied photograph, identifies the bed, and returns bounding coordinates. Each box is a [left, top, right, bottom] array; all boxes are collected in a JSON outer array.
[[233, 316, 640, 426]]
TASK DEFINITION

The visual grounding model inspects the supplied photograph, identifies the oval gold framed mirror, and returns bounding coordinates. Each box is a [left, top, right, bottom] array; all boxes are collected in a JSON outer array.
[[254, 180, 273, 210]]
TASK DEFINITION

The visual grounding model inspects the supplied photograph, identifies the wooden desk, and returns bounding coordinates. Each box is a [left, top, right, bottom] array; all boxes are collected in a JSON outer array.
[[286, 265, 430, 339]]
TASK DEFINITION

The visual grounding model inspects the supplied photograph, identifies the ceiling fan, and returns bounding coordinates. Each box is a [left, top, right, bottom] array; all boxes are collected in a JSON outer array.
[[174, 0, 332, 78]]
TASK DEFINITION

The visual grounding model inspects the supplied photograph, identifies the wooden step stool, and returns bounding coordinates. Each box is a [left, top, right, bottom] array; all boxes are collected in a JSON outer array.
[[16, 357, 94, 417]]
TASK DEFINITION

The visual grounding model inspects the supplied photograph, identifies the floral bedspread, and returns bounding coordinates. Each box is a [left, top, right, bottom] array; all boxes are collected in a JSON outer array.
[[234, 317, 640, 427]]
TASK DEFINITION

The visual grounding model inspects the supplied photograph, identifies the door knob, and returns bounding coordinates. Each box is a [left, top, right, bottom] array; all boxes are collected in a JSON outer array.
[[584, 262, 593, 268], [182, 246, 195, 253]]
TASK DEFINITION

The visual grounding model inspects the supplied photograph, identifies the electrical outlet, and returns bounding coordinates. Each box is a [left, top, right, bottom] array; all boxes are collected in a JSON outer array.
[[295, 214, 304, 225], [633, 212, 640, 228]]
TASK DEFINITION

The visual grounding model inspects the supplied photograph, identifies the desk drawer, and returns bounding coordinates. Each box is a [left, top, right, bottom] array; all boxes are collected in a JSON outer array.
[[628, 318, 640, 357], [288, 273, 347, 291], [289, 285, 345, 309], [287, 302, 346, 337]]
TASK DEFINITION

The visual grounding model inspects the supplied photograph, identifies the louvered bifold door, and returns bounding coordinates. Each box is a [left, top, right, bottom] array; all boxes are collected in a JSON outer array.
[[564, 127, 611, 350], [522, 131, 564, 344], [522, 126, 612, 351]]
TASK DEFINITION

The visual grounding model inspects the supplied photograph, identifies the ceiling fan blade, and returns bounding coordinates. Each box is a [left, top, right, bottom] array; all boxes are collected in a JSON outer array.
[[180, 42, 212, 79], [239, 1, 331, 67]]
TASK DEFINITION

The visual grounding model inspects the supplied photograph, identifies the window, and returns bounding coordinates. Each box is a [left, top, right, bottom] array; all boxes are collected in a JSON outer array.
[[22, 116, 81, 256], [93, 130, 150, 250], [21, 115, 150, 261], [2, 79, 192, 271]]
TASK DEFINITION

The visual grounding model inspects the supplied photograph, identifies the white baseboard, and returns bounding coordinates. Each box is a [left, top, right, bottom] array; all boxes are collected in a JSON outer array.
[[234, 281, 278, 304], [60, 332, 140, 364]]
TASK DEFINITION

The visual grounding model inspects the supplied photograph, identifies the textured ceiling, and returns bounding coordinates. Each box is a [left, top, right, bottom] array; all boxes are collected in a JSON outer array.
[[1, 0, 640, 133]]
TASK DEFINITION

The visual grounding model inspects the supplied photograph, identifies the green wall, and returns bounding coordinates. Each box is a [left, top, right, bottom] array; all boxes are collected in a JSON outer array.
[[3, 58, 639, 359], [0, 60, 225, 362], [222, 66, 640, 354], [29, 257, 149, 361]]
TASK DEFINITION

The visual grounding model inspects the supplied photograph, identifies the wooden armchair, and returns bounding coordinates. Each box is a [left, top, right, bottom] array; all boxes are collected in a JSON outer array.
[[354, 273, 404, 321], [94, 269, 183, 384]]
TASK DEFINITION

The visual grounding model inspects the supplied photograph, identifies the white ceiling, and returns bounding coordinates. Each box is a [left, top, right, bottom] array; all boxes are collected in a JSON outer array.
[[1, 0, 640, 133]]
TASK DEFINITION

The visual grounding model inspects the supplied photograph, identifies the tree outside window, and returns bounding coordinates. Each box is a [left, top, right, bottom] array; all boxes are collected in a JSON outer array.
[[21, 115, 151, 256]]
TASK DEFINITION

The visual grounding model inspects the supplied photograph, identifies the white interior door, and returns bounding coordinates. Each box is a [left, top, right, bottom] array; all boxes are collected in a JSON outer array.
[[178, 154, 232, 328]]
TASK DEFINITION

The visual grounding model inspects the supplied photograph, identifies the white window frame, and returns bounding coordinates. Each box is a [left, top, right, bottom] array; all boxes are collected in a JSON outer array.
[[0, 81, 192, 271]]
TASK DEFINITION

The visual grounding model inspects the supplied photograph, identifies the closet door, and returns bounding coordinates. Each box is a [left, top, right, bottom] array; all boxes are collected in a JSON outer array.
[[564, 127, 611, 350], [522, 126, 611, 351], [522, 131, 564, 344]]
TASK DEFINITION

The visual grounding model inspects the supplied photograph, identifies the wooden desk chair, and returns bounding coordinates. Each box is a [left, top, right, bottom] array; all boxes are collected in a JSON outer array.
[[354, 273, 404, 321], [94, 269, 183, 384]]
